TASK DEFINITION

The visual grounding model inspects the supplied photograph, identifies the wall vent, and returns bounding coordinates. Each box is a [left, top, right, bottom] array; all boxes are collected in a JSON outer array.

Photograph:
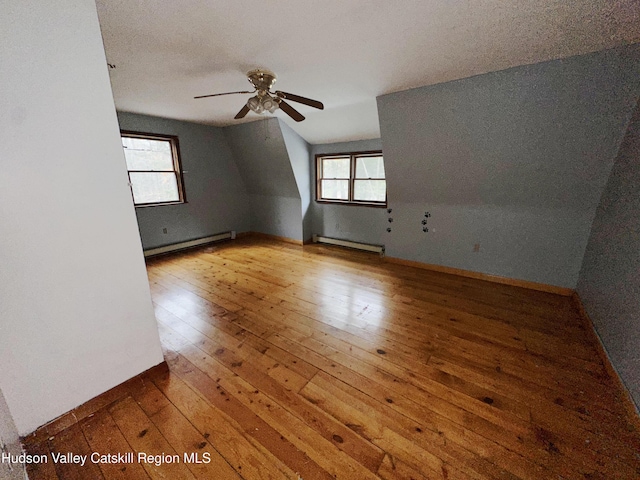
[[312, 234, 385, 256]]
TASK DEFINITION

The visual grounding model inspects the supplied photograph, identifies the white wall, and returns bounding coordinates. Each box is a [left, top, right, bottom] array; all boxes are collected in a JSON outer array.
[[0, 0, 164, 435]]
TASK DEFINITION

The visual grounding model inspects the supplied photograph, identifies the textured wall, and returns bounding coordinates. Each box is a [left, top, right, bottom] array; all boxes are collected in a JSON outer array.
[[279, 120, 313, 241], [224, 118, 303, 241], [117, 113, 250, 249], [577, 99, 640, 409], [377, 45, 640, 287]]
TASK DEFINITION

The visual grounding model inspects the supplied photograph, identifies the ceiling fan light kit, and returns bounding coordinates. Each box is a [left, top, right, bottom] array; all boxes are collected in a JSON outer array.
[[247, 92, 280, 114], [246, 95, 265, 114], [195, 69, 324, 122], [261, 96, 279, 113]]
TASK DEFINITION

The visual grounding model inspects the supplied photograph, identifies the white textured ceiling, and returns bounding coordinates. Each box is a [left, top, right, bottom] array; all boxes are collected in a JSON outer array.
[[96, 0, 640, 144]]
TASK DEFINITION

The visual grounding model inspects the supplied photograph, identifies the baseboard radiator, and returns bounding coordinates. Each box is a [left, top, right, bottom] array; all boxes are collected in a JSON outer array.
[[312, 234, 385, 256], [143, 231, 236, 257]]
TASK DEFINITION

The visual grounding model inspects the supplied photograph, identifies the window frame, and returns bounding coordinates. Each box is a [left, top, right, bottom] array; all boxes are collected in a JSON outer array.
[[121, 130, 187, 208], [315, 150, 387, 207]]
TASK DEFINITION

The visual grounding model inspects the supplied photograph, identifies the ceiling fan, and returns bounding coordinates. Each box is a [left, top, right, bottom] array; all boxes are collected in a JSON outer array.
[[194, 69, 324, 122]]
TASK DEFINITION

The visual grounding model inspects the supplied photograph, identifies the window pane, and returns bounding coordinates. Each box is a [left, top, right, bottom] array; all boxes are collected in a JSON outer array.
[[322, 157, 350, 178], [354, 179, 386, 202], [122, 137, 174, 171], [355, 156, 385, 179], [130, 172, 179, 204], [321, 180, 349, 200]]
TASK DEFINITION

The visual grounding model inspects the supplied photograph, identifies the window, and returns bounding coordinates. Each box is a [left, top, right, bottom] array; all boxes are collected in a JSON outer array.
[[121, 131, 185, 207], [316, 151, 386, 206]]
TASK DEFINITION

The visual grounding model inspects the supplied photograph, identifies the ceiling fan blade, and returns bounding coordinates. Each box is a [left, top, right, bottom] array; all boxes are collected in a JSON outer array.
[[278, 100, 305, 122], [234, 104, 250, 119], [194, 90, 253, 99], [275, 91, 324, 110]]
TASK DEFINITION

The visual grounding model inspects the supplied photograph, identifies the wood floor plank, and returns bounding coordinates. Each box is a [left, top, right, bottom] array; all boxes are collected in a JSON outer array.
[[134, 379, 244, 480], [150, 368, 298, 479], [300, 373, 499, 480], [429, 355, 640, 445], [215, 366, 381, 479], [48, 423, 104, 480], [377, 454, 435, 480], [81, 409, 150, 480], [24, 441, 60, 480], [24, 238, 640, 479], [164, 352, 333, 479], [108, 396, 197, 480], [173, 337, 386, 474]]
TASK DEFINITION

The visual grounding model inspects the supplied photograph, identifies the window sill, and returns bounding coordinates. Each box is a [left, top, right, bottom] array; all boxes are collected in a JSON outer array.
[[134, 201, 187, 209], [315, 199, 387, 208]]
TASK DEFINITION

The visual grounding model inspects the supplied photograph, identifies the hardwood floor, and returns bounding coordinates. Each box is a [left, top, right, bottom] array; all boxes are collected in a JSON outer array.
[[24, 237, 640, 479]]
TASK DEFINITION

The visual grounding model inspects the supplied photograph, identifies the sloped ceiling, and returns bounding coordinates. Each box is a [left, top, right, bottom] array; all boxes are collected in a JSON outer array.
[[96, 0, 640, 144], [377, 46, 640, 210]]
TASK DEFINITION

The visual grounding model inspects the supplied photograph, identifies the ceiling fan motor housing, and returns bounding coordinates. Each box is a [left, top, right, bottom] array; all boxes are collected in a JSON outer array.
[[247, 69, 277, 91]]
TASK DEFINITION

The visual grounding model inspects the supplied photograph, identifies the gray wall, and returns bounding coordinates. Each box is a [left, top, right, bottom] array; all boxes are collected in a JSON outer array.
[[577, 99, 640, 409], [224, 118, 303, 241], [377, 45, 640, 287], [280, 120, 313, 241], [0, 388, 24, 480], [117, 112, 250, 249], [310, 138, 388, 246]]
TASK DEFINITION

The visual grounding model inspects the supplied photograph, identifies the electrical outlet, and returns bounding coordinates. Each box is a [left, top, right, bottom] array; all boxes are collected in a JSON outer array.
[[162, 228, 168, 234], [473, 243, 480, 252]]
